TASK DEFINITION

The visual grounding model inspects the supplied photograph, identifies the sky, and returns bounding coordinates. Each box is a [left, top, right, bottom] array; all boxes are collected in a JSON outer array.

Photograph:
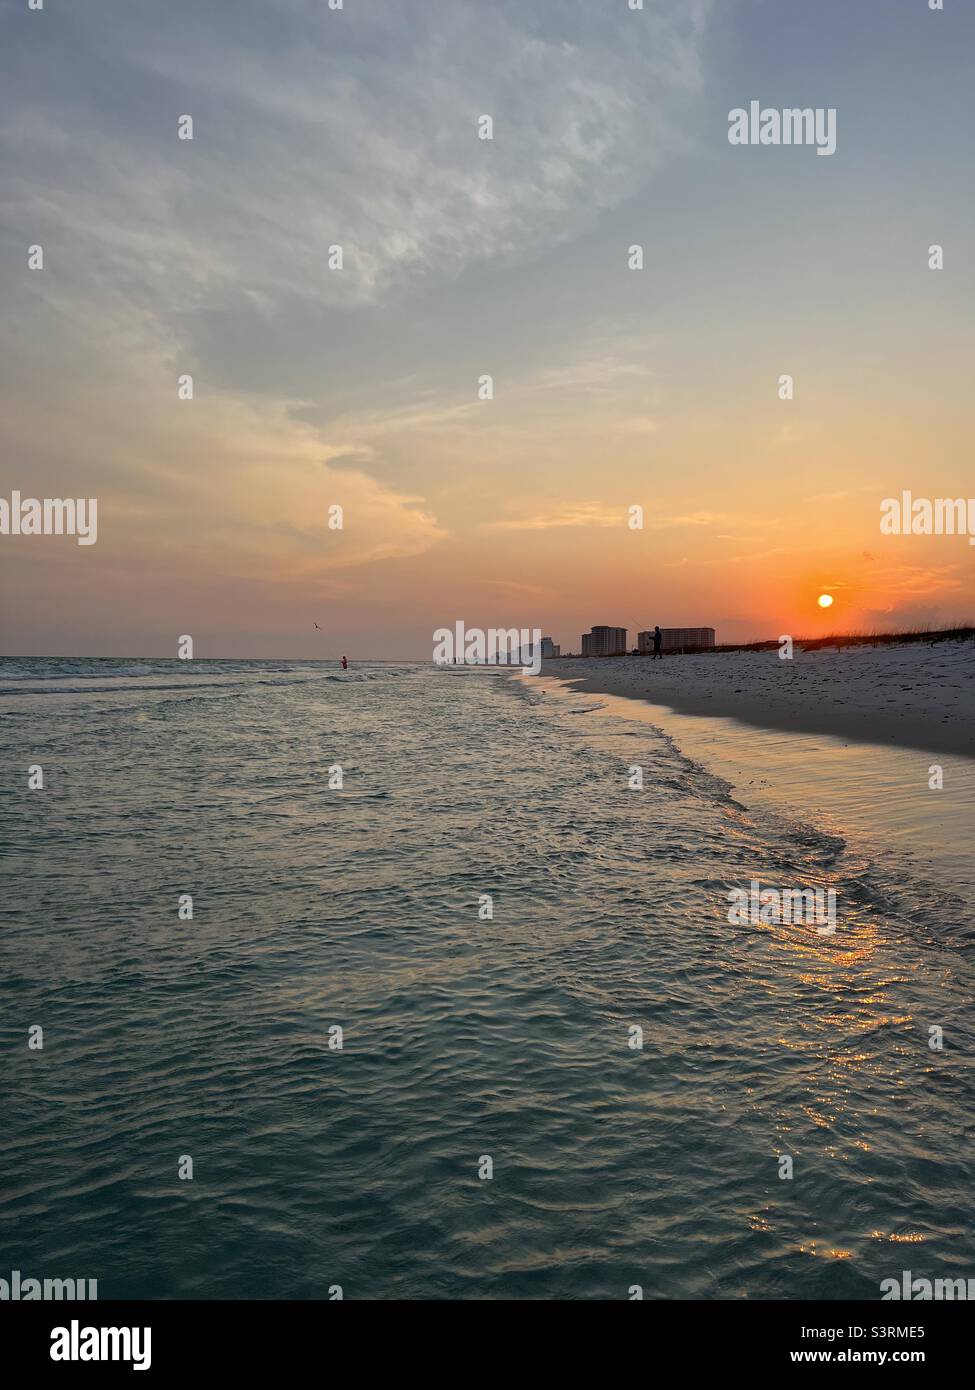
[[1, 0, 973, 658]]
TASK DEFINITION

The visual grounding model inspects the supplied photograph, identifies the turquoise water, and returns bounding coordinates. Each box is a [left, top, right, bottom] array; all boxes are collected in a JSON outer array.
[[1, 658, 973, 1299]]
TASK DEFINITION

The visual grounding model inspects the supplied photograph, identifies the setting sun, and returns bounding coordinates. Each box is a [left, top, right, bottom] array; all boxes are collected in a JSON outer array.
[[818, 594, 834, 608]]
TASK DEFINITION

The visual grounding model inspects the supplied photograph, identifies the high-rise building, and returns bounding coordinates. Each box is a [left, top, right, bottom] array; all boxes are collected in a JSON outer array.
[[582, 626, 627, 656], [540, 637, 560, 659]]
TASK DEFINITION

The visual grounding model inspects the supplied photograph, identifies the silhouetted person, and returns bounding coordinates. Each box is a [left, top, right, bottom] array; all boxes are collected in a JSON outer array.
[[341, 655, 348, 670], [652, 625, 662, 661]]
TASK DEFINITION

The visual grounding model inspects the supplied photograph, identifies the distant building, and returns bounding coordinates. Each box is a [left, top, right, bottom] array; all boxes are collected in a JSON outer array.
[[540, 637, 560, 659], [582, 625, 627, 657], [638, 627, 715, 653]]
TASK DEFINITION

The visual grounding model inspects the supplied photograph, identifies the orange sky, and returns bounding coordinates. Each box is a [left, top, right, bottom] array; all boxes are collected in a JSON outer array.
[[2, 0, 973, 657]]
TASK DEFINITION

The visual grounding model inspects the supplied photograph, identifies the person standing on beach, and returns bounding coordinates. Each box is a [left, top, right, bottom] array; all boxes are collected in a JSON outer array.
[[652, 626, 663, 661]]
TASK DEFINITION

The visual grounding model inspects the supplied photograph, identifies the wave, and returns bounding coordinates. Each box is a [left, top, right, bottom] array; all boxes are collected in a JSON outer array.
[[0, 658, 412, 698]]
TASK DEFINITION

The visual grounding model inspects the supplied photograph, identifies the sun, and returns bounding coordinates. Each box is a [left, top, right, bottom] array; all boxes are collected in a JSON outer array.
[[817, 593, 834, 608]]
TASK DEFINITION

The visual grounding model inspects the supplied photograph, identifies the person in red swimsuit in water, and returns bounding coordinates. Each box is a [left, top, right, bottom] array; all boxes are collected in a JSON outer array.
[[341, 655, 348, 670]]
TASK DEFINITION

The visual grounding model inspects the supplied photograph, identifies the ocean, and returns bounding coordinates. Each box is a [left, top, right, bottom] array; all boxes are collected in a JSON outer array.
[[1, 657, 973, 1300]]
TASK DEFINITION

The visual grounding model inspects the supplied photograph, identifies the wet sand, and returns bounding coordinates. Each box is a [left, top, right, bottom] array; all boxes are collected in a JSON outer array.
[[528, 675, 975, 905], [541, 640, 975, 759]]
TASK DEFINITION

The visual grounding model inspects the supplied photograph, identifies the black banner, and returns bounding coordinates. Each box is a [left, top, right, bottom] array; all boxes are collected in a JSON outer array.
[[2, 1299, 970, 1375]]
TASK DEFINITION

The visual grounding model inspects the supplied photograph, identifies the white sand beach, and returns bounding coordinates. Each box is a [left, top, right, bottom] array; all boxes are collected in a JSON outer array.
[[541, 639, 975, 758]]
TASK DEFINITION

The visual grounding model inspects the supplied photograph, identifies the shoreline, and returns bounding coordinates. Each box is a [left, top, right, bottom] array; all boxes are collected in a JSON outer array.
[[540, 640, 975, 759], [527, 675, 975, 905]]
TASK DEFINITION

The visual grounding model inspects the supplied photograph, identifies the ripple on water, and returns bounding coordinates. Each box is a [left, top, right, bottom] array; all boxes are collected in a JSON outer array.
[[1, 660, 973, 1298]]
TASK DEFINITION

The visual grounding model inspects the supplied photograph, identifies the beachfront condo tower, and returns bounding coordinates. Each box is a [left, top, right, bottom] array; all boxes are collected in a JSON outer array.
[[582, 626, 628, 656]]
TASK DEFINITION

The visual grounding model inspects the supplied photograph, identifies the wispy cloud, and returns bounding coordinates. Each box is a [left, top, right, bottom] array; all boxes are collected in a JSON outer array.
[[483, 506, 723, 533], [2, 0, 712, 331], [482, 505, 624, 533]]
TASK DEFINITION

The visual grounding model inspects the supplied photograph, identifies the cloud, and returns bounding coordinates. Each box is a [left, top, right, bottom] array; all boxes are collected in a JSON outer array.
[[1, 348, 446, 579], [803, 485, 878, 504], [482, 506, 723, 533], [482, 504, 624, 533], [663, 511, 720, 527], [1, 0, 712, 331], [865, 563, 966, 600], [0, 0, 720, 650]]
